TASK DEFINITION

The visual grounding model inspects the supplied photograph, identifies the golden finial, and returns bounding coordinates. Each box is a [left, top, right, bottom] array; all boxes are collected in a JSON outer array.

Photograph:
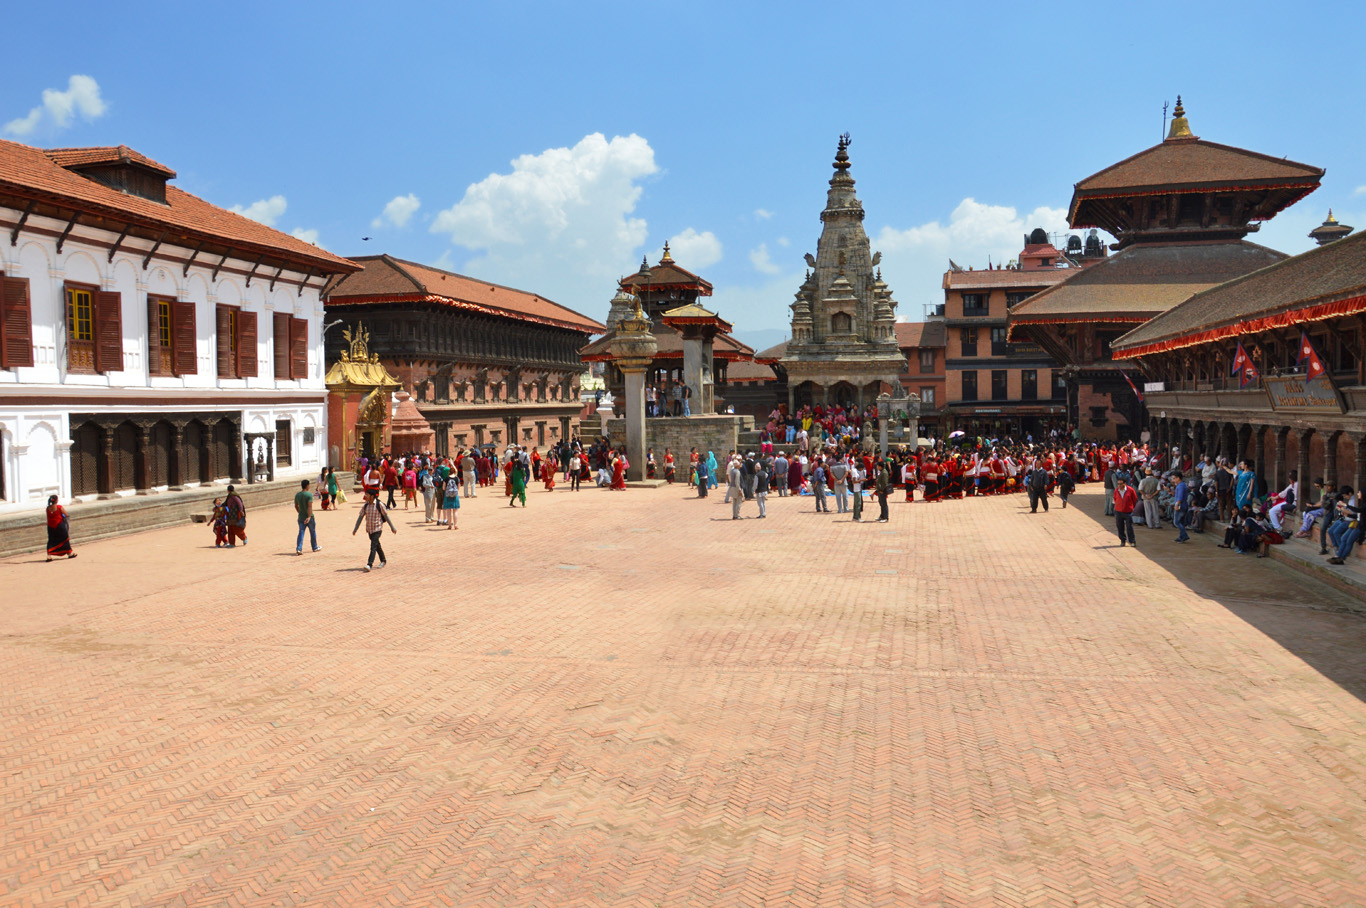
[[1327, 209, 1337, 224], [660, 241, 673, 264], [1167, 94, 1194, 140]]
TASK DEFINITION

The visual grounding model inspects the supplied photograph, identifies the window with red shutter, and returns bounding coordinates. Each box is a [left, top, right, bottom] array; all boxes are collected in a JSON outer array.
[[273, 312, 290, 380], [215, 305, 234, 378], [237, 310, 258, 377], [289, 317, 307, 380], [172, 300, 197, 375], [1, 276, 34, 369], [93, 291, 124, 374]]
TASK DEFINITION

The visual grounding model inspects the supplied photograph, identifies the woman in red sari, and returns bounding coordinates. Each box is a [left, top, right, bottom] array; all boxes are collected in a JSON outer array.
[[45, 495, 77, 561], [541, 454, 557, 491], [610, 450, 628, 490]]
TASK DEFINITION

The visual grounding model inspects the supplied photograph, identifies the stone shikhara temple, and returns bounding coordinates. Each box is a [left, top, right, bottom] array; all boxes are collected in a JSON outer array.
[[780, 135, 906, 410]]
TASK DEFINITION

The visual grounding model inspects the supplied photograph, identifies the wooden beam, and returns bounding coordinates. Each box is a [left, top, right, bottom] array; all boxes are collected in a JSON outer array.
[[181, 241, 205, 277], [296, 266, 315, 297], [55, 211, 80, 254], [141, 231, 167, 270], [211, 252, 229, 282], [106, 223, 131, 263], [244, 254, 264, 287], [9, 200, 34, 246], [268, 262, 285, 292]]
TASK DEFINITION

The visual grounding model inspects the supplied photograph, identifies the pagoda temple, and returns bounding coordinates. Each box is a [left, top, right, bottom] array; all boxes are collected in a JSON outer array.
[[579, 245, 754, 412], [1008, 98, 1323, 441], [779, 135, 906, 410]]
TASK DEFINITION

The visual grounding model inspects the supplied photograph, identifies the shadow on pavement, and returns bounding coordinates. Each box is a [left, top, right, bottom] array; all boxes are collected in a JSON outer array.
[[1067, 485, 1366, 701]]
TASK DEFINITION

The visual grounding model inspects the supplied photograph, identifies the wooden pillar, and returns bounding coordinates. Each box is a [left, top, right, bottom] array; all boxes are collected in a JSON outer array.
[[229, 422, 243, 481], [1193, 422, 1206, 458], [1297, 428, 1313, 493], [1324, 430, 1342, 488], [135, 425, 152, 493], [267, 435, 276, 483], [1252, 425, 1268, 493], [1273, 426, 1290, 491], [168, 423, 185, 490], [1353, 433, 1366, 499], [97, 425, 115, 497], [1237, 424, 1252, 465]]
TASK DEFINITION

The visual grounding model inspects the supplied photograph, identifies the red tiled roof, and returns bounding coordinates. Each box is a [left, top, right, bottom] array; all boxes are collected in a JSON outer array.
[[580, 323, 753, 362], [943, 268, 1072, 290], [46, 145, 176, 177], [1072, 137, 1323, 195], [1009, 241, 1287, 322], [327, 255, 605, 334], [1113, 228, 1366, 356], [753, 341, 788, 364], [894, 320, 947, 348], [0, 139, 355, 272], [620, 259, 714, 294]]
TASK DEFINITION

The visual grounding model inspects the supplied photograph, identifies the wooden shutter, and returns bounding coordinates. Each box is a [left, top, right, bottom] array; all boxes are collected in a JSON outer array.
[[172, 300, 197, 375], [93, 290, 123, 373], [237, 310, 258, 377], [273, 312, 291, 380], [147, 296, 164, 375], [1, 277, 34, 368], [289, 317, 307, 379], [215, 305, 233, 378]]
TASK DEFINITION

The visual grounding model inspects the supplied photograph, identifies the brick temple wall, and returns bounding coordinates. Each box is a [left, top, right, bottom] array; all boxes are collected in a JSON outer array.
[[603, 415, 753, 460]]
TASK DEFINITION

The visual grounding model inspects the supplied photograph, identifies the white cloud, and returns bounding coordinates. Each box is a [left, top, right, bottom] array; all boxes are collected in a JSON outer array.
[[290, 227, 320, 246], [776, 237, 790, 247], [231, 195, 288, 227], [871, 198, 1072, 315], [431, 133, 657, 310], [1355, 186, 1366, 196], [4, 74, 107, 137], [668, 227, 722, 270], [372, 193, 421, 229], [755, 208, 774, 220], [749, 242, 781, 275]]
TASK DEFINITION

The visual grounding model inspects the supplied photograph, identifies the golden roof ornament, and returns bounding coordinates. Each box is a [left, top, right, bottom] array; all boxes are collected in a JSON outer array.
[[1166, 95, 1195, 140], [660, 241, 673, 264]]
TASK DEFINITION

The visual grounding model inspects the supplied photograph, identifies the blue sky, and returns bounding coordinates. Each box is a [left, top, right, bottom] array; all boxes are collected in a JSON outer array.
[[5, 1, 1363, 348]]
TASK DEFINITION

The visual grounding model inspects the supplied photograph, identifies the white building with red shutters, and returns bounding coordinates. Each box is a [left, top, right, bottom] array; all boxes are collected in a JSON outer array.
[[0, 141, 358, 511]]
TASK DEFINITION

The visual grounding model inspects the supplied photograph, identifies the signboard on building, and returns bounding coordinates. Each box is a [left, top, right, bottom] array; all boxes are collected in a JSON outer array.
[[1263, 375, 1345, 415]]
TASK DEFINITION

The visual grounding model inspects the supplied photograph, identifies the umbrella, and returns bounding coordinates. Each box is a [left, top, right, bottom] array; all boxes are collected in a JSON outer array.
[[948, 430, 966, 439]]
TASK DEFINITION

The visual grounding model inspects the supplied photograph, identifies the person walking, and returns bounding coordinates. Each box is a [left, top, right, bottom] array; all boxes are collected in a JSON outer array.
[[812, 458, 829, 513], [728, 457, 745, 520], [875, 460, 890, 522], [1027, 463, 1050, 513], [420, 464, 437, 522], [443, 472, 460, 529], [401, 462, 417, 509], [223, 485, 248, 547], [1113, 474, 1138, 547], [1103, 461, 1117, 517], [352, 489, 396, 572], [295, 479, 321, 555], [696, 456, 710, 498], [461, 449, 477, 499], [1055, 467, 1075, 508], [850, 459, 865, 522], [754, 458, 769, 518], [45, 495, 77, 561], [326, 467, 341, 511], [382, 459, 399, 509], [1138, 467, 1161, 529], [1172, 471, 1191, 543], [829, 455, 849, 514]]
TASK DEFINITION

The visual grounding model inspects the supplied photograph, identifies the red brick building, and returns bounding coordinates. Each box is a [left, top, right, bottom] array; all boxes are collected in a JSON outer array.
[[893, 320, 946, 432]]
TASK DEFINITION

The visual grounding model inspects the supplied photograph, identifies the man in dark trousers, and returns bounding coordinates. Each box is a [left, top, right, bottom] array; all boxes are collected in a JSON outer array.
[[1113, 474, 1138, 547], [875, 460, 890, 523], [1027, 462, 1050, 513], [352, 489, 397, 572]]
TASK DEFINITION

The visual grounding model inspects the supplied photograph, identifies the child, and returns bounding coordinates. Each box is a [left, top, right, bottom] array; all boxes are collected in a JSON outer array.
[[210, 498, 228, 547]]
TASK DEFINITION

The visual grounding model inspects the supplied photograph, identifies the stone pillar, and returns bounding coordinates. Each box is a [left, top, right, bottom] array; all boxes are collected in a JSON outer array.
[[1273, 426, 1290, 491], [267, 435, 276, 482], [621, 369, 647, 481], [682, 334, 705, 419], [607, 294, 657, 483], [1324, 430, 1341, 488]]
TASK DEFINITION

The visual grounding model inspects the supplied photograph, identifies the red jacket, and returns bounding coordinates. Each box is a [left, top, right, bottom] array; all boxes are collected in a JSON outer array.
[[1113, 485, 1138, 514]]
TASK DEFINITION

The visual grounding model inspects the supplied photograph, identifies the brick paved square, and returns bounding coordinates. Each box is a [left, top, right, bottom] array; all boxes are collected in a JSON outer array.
[[4, 484, 1366, 907]]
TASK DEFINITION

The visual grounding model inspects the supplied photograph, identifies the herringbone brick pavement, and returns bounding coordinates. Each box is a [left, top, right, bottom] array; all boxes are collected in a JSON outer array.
[[3, 483, 1365, 907]]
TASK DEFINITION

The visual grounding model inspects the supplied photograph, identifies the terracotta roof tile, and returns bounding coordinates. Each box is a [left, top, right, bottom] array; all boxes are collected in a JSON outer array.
[[580, 323, 752, 361], [1113, 229, 1366, 352], [328, 255, 605, 334], [1073, 138, 1323, 195], [943, 268, 1072, 290], [619, 259, 714, 293], [894, 320, 947, 348], [0, 139, 354, 271], [1009, 241, 1286, 321], [45, 145, 175, 177]]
